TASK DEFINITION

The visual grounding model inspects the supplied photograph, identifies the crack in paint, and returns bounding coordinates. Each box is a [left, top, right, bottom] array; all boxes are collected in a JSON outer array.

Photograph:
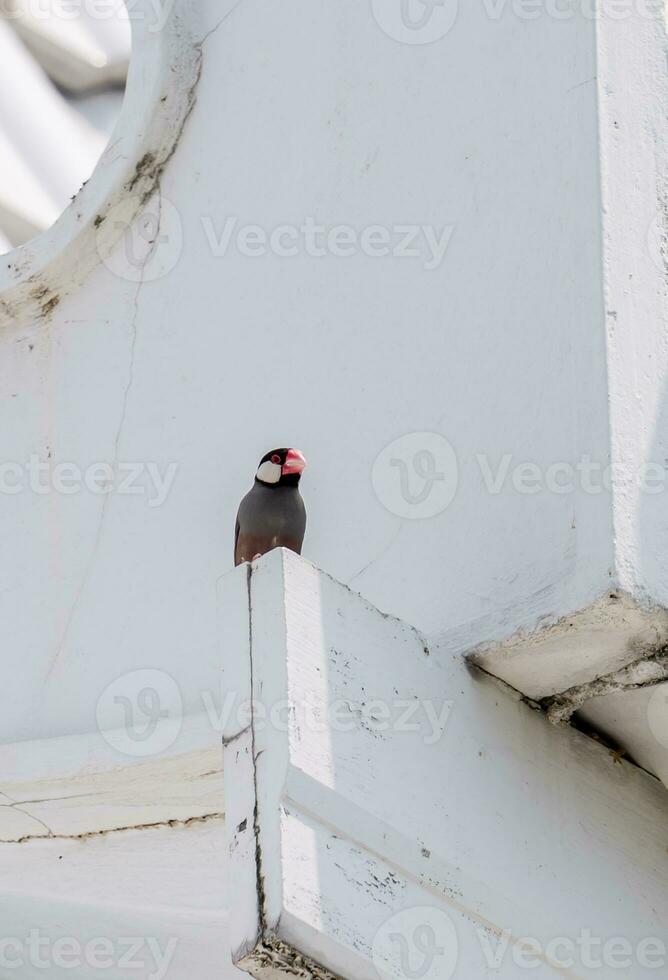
[[346, 523, 403, 586], [0, 792, 101, 808], [44, 12, 235, 678], [246, 562, 269, 938], [46, 18, 204, 680], [45, 274, 142, 679], [0, 810, 225, 845], [0, 792, 57, 839]]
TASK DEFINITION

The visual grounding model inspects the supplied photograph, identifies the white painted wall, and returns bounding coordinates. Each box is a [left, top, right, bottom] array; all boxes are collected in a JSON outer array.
[[0, 821, 243, 980], [598, 5, 668, 606], [0, 0, 616, 747], [1, 5, 666, 978]]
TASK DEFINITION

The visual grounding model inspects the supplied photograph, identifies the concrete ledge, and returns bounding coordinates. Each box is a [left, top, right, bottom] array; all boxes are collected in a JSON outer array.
[[469, 592, 668, 702], [469, 591, 668, 784]]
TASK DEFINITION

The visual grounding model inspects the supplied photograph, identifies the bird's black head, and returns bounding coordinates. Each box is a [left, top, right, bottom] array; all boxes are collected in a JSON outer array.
[[255, 448, 307, 488]]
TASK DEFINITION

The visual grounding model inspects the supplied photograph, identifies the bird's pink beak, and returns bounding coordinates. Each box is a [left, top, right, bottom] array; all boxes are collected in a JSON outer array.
[[282, 448, 307, 475]]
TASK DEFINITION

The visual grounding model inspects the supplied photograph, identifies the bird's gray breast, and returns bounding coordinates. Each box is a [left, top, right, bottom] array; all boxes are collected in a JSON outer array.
[[237, 483, 306, 540]]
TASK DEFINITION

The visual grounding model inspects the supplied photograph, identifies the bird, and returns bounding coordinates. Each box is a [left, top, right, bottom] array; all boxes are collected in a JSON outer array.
[[234, 448, 307, 567]]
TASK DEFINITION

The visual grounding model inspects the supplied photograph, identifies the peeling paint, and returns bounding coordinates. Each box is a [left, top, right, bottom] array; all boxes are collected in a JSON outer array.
[[241, 937, 342, 980]]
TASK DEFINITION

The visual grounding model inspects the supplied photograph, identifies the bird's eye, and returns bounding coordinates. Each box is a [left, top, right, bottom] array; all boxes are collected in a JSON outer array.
[[271, 454, 281, 465]]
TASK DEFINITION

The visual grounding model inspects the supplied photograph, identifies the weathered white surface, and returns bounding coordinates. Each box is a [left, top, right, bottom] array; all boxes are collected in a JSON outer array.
[[0, 573, 234, 977], [0, 722, 223, 841], [469, 591, 668, 701], [0, 700, 235, 977], [598, 4, 668, 605], [0, 0, 615, 739], [0, 820, 245, 979], [0, 533, 229, 838], [468, 0, 668, 783], [0, 0, 201, 323], [470, 591, 668, 784], [224, 550, 668, 979], [1, 3, 668, 975], [578, 685, 668, 788], [599, 5, 668, 606]]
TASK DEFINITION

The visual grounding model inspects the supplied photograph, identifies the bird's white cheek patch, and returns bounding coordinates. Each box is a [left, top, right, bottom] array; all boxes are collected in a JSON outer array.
[[256, 461, 281, 484]]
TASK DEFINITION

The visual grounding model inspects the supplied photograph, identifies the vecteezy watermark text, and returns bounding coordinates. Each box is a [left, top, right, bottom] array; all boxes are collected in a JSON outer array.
[[479, 928, 666, 972], [0, 0, 176, 34], [372, 906, 667, 979], [99, 200, 456, 282], [204, 689, 454, 746], [0, 456, 177, 506], [96, 669, 455, 757], [0, 932, 177, 979], [370, 0, 665, 47], [201, 217, 454, 270], [480, 0, 665, 21], [372, 432, 668, 520]]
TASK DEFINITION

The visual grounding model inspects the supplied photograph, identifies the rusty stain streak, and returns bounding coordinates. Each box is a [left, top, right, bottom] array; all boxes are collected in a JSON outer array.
[[41, 295, 60, 317]]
